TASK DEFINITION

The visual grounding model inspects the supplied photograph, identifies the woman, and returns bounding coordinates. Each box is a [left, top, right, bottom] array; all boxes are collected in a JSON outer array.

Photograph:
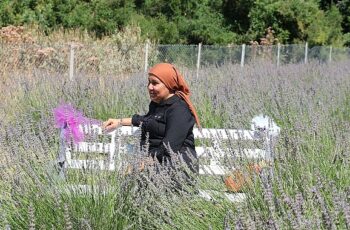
[[103, 63, 200, 173]]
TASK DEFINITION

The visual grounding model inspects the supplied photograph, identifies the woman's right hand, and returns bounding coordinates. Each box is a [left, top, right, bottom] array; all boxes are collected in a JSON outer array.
[[102, 118, 121, 131]]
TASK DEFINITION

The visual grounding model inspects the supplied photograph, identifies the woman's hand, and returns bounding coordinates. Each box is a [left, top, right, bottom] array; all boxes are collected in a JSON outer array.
[[102, 117, 132, 131], [102, 118, 121, 131]]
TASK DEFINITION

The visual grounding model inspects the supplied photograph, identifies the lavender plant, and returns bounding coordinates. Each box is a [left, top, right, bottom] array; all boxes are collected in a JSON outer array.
[[1, 60, 350, 229]]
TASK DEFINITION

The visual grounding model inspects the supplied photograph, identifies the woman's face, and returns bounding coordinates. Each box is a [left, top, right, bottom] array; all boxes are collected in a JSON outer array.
[[148, 75, 172, 103]]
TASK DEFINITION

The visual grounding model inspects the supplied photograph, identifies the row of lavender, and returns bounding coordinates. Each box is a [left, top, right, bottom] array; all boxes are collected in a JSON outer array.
[[0, 60, 349, 229]]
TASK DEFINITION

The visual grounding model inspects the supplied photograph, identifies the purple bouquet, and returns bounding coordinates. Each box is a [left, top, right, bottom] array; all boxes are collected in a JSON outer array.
[[53, 103, 90, 143]]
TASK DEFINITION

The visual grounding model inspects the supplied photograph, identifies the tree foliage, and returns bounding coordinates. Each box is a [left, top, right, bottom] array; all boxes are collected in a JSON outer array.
[[246, 0, 345, 45], [0, 0, 349, 46]]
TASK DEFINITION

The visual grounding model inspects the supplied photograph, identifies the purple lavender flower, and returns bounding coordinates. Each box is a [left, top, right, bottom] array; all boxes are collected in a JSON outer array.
[[53, 103, 88, 143]]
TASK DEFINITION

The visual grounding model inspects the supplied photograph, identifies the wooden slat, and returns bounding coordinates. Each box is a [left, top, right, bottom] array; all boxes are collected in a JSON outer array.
[[80, 124, 104, 135], [196, 147, 267, 159], [80, 125, 262, 140], [74, 142, 111, 153], [199, 164, 235, 175], [193, 128, 258, 140], [67, 159, 116, 171], [80, 125, 140, 136], [116, 126, 141, 136]]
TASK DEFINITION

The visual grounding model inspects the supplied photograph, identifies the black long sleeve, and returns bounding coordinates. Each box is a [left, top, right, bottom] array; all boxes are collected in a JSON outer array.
[[131, 95, 195, 162]]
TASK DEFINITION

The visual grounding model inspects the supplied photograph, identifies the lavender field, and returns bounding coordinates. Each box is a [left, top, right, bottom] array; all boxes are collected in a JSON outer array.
[[1, 61, 349, 229]]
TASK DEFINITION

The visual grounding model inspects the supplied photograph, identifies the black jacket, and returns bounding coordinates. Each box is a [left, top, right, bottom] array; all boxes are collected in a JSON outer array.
[[132, 95, 196, 165]]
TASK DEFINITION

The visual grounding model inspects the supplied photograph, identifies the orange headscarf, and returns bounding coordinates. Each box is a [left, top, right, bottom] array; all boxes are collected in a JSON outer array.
[[148, 63, 201, 128]]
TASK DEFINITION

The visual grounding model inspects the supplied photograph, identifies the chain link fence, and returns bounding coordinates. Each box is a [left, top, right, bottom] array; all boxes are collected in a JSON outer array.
[[1, 42, 349, 79]]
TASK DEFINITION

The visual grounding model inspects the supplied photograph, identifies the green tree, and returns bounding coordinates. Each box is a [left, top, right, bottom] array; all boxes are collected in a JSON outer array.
[[183, 3, 236, 44], [0, 0, 15, 27], [337, 0, 350, 45], [134, 0, 236, 44], [55, 0, 136, 37], [248, 0, 344, 45], [338, 0, 350, 31], [306, 5, 344, 46], [0, 0, 349, 46], [221, 0, 255, 34]]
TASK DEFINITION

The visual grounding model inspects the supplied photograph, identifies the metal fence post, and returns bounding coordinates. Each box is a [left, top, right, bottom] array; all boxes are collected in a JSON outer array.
[[329, 46, 332, 63], [277, 43, 281, 66], [69, 44, 75, 81], [196, 43, 202, 79], [304, 42, 308, 64], [240, 44, 246, 67], [144, 39, 149, 73]]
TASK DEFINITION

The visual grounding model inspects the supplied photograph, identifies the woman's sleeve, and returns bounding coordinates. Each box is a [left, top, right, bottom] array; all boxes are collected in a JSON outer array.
[[131, 103, 153, 126], [131, 114, 144, 127]]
